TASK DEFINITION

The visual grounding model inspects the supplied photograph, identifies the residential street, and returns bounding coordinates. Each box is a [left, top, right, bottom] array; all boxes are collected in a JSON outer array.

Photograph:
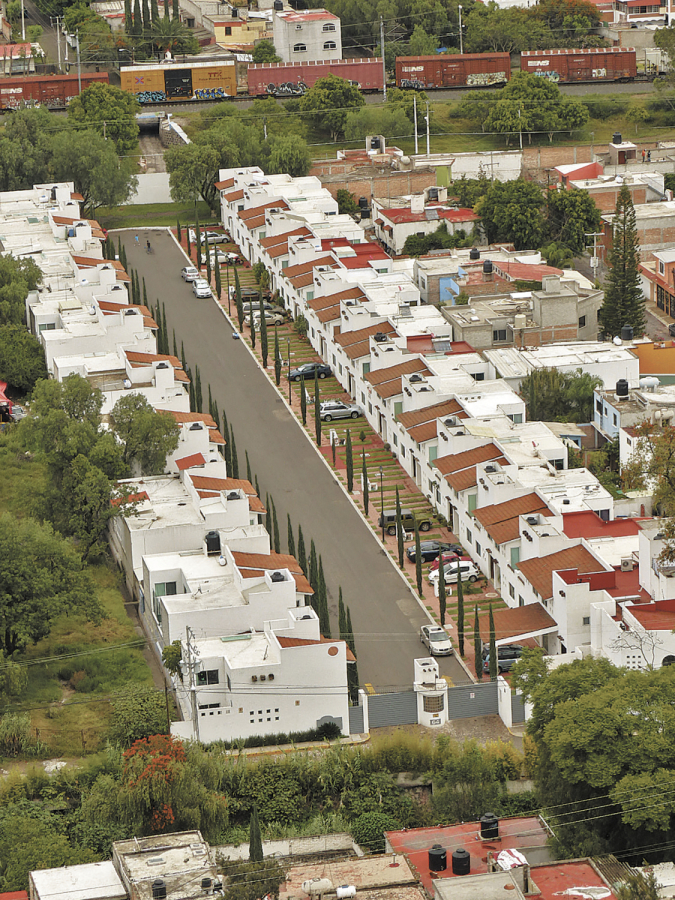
[[120, 230, 470, 690]]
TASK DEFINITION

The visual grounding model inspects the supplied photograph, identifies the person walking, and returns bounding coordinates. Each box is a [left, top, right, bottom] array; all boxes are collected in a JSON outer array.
[[642, 148, 646, 163], [648, 149, 652, 163]]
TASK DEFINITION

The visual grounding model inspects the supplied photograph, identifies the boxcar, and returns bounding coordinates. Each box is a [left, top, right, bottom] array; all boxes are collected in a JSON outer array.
[[247, 57, 383, 97], [121, 60, 237, 103], [0, 72, 109, 110], [520, 48, 637, 83], [395, 53, 511, 90]]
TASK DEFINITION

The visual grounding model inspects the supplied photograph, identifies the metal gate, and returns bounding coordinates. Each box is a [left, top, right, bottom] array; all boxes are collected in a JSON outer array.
[[511, 692, 526, 724], [349, 705, 365, 734], [446, 680, 498, 718], [368, 691, 418, 728]]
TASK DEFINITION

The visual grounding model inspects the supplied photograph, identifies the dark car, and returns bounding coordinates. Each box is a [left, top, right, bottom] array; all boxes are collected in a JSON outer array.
[[669, 323, 675, 338], [288, 362, 332, 382], [482, 643, 523, 674], [406, 540, 463, 563]]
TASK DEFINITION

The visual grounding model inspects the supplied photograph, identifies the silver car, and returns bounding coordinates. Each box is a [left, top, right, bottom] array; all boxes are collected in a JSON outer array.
[[245, 311, 285, 327], [192, 278, 212, 298], [320, 400, 363, 422], [181, 266, 199, 282], [420, 624, 453, 656]]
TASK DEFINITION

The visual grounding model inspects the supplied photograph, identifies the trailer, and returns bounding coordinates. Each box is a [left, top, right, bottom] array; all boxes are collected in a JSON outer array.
[[120, 60, 237, 103], [520, 48, 637, 83], [395, 53, 511, 90], [0, 73, 109, 110], [247, 58, 383, 97]]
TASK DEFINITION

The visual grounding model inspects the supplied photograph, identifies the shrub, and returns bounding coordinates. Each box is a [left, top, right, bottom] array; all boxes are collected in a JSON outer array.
[[293, 314, 308, 338], [109, 686, 168, 748], [0, 714, 41, 758], [351, 811, 400, 854], [210, 720, 341, 751]]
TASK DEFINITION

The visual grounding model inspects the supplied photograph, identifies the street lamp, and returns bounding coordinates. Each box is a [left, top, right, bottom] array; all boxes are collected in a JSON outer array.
[[379, 466, 385, 542], [286, 336, 291, 405], [458, 5, 463, 55]]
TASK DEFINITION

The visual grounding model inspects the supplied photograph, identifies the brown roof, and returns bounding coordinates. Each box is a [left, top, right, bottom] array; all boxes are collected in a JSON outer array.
[[259, 227, 309, 249], [398, 399, 468, 444], [518, 545, 601, 601], [335, 322, 397, 361], [282, 255, 335, 280], [125, 351, 182, 367], [365, 359, 431, 399], [189, 475, 258, 497], [434, 443, 502, 476], [215, 178, 235, 190], [72, 257, 131, 282], [175, 452, 206, 471], [478, 602, 558, 642], [167, 410, 218, 428], [290, 271, 318, 289], [473, 493, 553, 545], [232, 551, 302, 573], [224, 189, 244, 202], [277, 635, 355, 661], [238, 199, 289, 223]]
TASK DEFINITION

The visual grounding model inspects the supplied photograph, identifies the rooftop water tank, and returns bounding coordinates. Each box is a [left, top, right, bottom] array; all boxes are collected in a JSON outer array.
[[428, 844, 447, 872], [205, 531, 221, 555], [621, 324, 634, 341], [483, 260, 493, 274], [480, 812, 499, 840], [469, 248, 480, 260], [152, 882, 167, 900], [616, 378, 629, 399], [612, 132, 622, 144], [452, 848, 471, 876]]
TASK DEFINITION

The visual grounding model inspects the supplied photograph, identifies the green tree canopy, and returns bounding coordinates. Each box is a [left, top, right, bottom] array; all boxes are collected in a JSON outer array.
[[109, 393, 180, 475], [67, 82, 140, 154], [344, 106, 411, 142], [546, 187, 601, 252], [0, 256, 42, 326], [599, 183, 645, 337], [265, 134, 312, 177], [151, 16, 199, 54], [520, 367, 602, 422], [0, 325, 46, 393], [299, 75, 365, 141], [252, 39, 281, 63], [0, 816, 96, 892], [475, 178, 545, 249]]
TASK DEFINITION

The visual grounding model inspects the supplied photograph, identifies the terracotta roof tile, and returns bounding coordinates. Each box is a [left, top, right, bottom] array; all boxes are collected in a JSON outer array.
[[215, 178, 235, 190], [175, 452, 206, 471], [189, 475, 257, 496], [225, 189, 244, 202], [290, 271, 317, 289], [335, 322, 397, 361], [232, 550, 302, 573], [167, 411, 218, 428], [125, 351, 182, 366], [238, 199, 289, 222], [277, 635, 354, 660], [365, 359, 431, 399], [473, 493, 553, 545], [398, 399, 468, 430], [309, 287, 365, 312], [434, 443, 502, 476], [210, 429, 226, 445], [282, 255, 334, 279], [518, 545, 601, 601], [111, 490, 149, 506], [478, 602, 558, 642]]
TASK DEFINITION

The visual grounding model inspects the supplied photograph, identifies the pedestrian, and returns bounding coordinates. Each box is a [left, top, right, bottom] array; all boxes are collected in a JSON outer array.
[[642, 148, 646, 163], [648, 149, 652, 163], [135, 234, 139, 244]]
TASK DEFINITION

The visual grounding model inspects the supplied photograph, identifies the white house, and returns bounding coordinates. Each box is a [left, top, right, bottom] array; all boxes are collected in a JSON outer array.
[[273, 9, 341, 63]]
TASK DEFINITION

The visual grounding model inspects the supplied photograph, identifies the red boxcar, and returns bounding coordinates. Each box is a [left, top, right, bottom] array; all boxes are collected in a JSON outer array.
[[246, 58, 383, 97], [520, 48, 637, 83], [395, 53, 511, 90], [0, 72, 110, 110]]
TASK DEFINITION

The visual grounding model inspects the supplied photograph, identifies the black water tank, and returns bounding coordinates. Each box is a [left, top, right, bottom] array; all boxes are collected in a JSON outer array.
[[271, 571, 285, 582], [358, 196, 369, 208], [616, 378, 629, 398], [152, 882, 167, 900], [201, 878, 212, 890], [480, 812, 499, 840], [428, 844, 447, 872], [273, 0, 282, 7], [621, 324, 634, 341], [483, 259, 493, 274], [428, 187, 439, 201], [452, 848, 470, 876], [469, 247, 480, 260], [371, 136, 381, 150], [205, 531, 221, 554], [231, 5, 238, 14], [613, 132, 622, 144]]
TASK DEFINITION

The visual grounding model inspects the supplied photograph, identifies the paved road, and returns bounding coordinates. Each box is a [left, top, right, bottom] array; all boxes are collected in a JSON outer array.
[[120, 229, 469, 690]]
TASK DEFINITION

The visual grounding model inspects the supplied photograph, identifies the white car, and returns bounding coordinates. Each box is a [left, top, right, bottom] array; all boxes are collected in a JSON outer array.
[[420, 624, 453, 657], [192, 278, 212, 298], [181, 266, 199, 282], [320, 400, 363, 422], [201, 248, 229, 265], [428, 559, 479, 584], [245, 311, 285, 327], [189, 229, 226, 245]]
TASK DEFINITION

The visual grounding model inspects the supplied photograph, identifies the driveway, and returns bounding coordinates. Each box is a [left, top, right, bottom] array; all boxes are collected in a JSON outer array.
[[119, 230, 469, 690]]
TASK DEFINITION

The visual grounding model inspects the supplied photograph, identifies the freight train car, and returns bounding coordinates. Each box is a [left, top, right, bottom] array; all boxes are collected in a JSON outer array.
[[395, 53, 511, 90], [247, 57, 383, 97], [520, 48, 637, 83], [120, 60, 237, 103], [0, 72, 109, 110]]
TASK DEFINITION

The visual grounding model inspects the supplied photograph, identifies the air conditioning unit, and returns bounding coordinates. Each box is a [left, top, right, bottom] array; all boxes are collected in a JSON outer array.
[[621, 558, 634, 572], [260, 674, 266, 681], [251, 675, 258, 682]]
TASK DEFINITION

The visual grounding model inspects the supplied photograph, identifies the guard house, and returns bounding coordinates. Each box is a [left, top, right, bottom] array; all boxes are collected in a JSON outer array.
[[608, 132, 637, 166]]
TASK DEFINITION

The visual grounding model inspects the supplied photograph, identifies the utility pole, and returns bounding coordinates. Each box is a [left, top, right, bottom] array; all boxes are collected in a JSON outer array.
[[380, 16, 387, 102], [185, 626, 201, 742], [458, 4, 463, 54], [518, 106, 523, 152], [585, 230, 604, 280], [20, 0, 25, 42], [413, 94, 418, 155], [425, 101, 430, 156], [75, 32, 81, 94], [51, 17, 63, 72]]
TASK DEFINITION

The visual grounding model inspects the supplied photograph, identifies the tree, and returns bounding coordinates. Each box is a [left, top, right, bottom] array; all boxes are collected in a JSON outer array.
[[317, 556, 330, 637], [132, 0, 142, 34], [166, 143, 220, 207], [67, 82, 140, 154], [287, 514, 295, 557], [272, 498, 281, 554], [299, 75, 365, 141], [351, 811, 400, 855], [274, 326, 282, 386], [250, 306, 256, 349], [215, 255, 222, 301], [297, 525, 306, 573], [343, 107, 411, 143], [110, 394, 180, 475], [195, 366, 203, 413], [314, 368, 321, 447], [438, 555, 446, 627], [142, 0, 150, 30], [0, 325, 46, 392], [599, 183, 646, 337], [414, 520, 422, 595], [395, 486, 404, 567], [0, 513, 100, 655], [0, 816, 96, 892], [456, 563, 465, 657], [345, 429, 353, 491], [252, 39, 281, 63], [0, 256, 42, 326], [361, 449, 369, 515], [222, 860, 286, 900], [616, 870, 660, 900], [476, 178, 545, 249], [488, 603, 498, 681], [266, 135, 312, 178], [124, 0, 132, 31], [337, 189, 359, 218], [474, 605, 482, 680], [259, 296, 269, 367], [408, 24, 438, 55], [234, 267, 244, 331], [464, 5, 556, 54], [162, 640, 183, 682], [308, 540, 318, 594], [300, 375, 307, 425], [622, 423, 675, 558], [62, 455, 119, 561], [547, 187, 601, 253], [151, 16, 198, 53], [195, 215, 202, 272], [520, 367, 602, 422], [249, 806, 264, 862], [230, 424, 239, 479]]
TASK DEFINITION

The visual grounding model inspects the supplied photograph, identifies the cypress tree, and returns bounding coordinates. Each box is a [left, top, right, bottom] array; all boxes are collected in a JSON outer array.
[[287, 514, 295, 557], [208, 385, 213, 419], [234, 267, 244, 331], [346, 606, 356, 655], [338, 587, 347, 641], [172, 0, 178, 18], [274, 326, 282, 386], [176, 220, 182, 242], [345, 429, 353, 492], [438, 556, 447, 627], [154, 302, 162, 349], [212, 400, 219, 432], [314, 368, 321, 447], [132, 0, 142, 34], [272, 498, 280, 554], [414, 520, 422, 595], [488, 602, 498, 681], [189, 378, 196, 412], [206, 245, 212, 284], [255, 475, 260, 499], [474, 604, 483, 680], [599, 182, 645, 337], [181, 341, 186, 372], [164, 0, 169, 17], [309, 540, 318, 593], [173, 330, 178, 359], [215, 258, 222, 302], [361, 449, 369, 515], [124, 0, 132, 30], [248, 806, 263, 863], [186, 228, 191, 259], [142, 0, 150, 31], [195, 366, 202, 413], [151, 0, 159, 22], [250, 309, 256, 350], [161, 302, 169, 355], [395, 486, 404, 567], [457, 562, 465, 656], [117, 235, 123, 263], [135, 270, 141, 305], [265, 494, 271, 535], [195, 215, 202, 271], [142, 277, 148, 307], [300, 375, 307, 425], [230, 424, 239, 478], [318, 556, 330, 637], [259, 296, 268, 367], [246, 450, 252, 484], [222, 410, 231, 470], [297, 525, 306, 573], [331, 433, 336, 466]]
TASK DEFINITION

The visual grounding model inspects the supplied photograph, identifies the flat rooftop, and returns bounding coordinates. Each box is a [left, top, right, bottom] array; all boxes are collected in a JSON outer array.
[[118, 475, 208, 529], [114, 832, 217, 900], [484, 343, 638, 381], [280, 854, 417, 900], [530, 860, 616, 900], [30, 861, 126, 900]]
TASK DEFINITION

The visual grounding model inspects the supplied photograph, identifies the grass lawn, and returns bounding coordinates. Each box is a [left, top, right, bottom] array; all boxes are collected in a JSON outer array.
[[97, 200, 213, 230], [0, 432, 156, 760]]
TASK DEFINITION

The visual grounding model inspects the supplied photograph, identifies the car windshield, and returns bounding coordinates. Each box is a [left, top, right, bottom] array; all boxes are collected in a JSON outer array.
[[428, 631, 447, 642]]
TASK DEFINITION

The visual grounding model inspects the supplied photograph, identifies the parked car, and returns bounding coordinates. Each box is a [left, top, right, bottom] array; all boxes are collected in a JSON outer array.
[[245, 310, 285, 327], [181, 266, 199, 282], [429, 551, 469, 572], [10, 404, 27, 422], [378, 508, 433, 536], [192, 278, 212, 298], [320, 400, 363, 422], [420, 624, 453, 656], [406, 540, 463, 563], [428, 559, 479, 584], [243, 300, 274, 314], [669, 323, 675, 338], [288, 362, 332, 382], [482, 644, 523, 674], [189, 229, 226, 245], [201, 248, 229, 265]]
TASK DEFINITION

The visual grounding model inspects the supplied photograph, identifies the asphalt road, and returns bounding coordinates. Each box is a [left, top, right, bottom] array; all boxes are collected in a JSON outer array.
[[120, 230, 469, 690]]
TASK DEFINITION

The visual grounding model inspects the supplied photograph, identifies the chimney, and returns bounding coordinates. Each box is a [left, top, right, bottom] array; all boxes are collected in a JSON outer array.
[[411, 194, 425, 214]]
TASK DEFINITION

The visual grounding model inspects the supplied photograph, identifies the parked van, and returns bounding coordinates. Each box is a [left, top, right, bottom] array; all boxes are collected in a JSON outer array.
[[377, 508, 433, 536], [482, 643, 523, 674], [428, 559, 480, 584]]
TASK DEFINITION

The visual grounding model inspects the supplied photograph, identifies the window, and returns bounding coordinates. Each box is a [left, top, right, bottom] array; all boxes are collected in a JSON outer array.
[[583, 616, 591, 626], [466, 528, 472, 545], [599, 508, 610, 521], [363, 362, 371, 375], [493, 329, 507, 342], [197, 669, 219, 685], [154, 581, 177, 597], [613, 414, 618, 426], [323, 41, 337, 49], [322, 22, 336, 29], [578, 315, 586, 328], [552, 458, 564, 471], [519, 595, 525, 607], [394, 401, 403, 417], [509, 583, 515, 599], [293, 42, 307, 52], [596, 399, 603, 414], [660, 260, 665, 275], [511, 413, 523, 424], [475, 541, 482, 556], [510, 546, 520, 569], [401, 446, 406, 457], [225, 25, 231, 34], [468, 494, 477, 515], [429, 446, 438, 463], [473, 372, 485, 381], [392, 433, 398, 446], [423, 694, 444, 713]]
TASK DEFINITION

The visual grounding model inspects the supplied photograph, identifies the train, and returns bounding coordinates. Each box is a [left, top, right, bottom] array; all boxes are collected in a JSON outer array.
[[119, 60, 237, 103], [520, 48, 637, 83], [0, 72, 109, 110], [396, 53, 511, 90], [247, 57, 383, 97]]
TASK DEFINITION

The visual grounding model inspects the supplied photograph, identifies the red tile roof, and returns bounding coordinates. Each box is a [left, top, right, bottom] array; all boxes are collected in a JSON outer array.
[[478, 602, 557, 642], [531, 861, 618, 900], [493, 261, 563, 282], [308, 288, 365, 324], [215, 178, 235, 190], [232, 550, 302, 573], [277, 635, 355, 661], [238, 199, 289, 223], [282, 255, 335, 280], [365, 359, 431, 399], [379, 206, 478, 226], [627, 599, 675, 631], [260, 227, 310, 249], [167, 410, 218, 428], [434, 443, 507, 492], [175, 452, 206, 470], [335, 322, 396, 360], [474, 493, 553, 545], [518, 545, 601, 600], [398, 399, 468, 444], [225, 189, 244, 202], [561, 510, 646, 539]]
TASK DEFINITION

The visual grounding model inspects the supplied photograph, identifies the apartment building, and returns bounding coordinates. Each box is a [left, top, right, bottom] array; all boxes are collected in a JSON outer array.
[[273, 8, 341, 62], [372, 192, 480, 256]]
